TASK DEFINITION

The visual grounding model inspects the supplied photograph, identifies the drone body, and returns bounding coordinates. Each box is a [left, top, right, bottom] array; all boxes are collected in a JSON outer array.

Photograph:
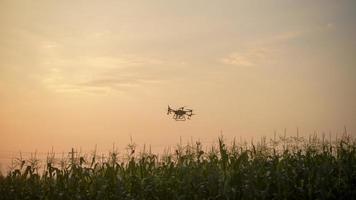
[[167, 105, 194, 121]]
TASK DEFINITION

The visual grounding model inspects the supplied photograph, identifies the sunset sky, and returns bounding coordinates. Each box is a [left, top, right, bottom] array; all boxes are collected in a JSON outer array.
[[0, 0, 355, 167]]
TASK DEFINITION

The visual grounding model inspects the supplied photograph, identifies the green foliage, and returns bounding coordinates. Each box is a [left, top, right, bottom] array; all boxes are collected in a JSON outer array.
[[1, 135, 356, 200]]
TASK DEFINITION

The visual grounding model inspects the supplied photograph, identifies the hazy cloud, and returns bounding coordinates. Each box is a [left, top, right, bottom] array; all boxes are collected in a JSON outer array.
[[76, 76, 161, 91], [221, 48, 271, 67], [37, 48, 166, 93], [220, 27, 322, 67], [270, 30, 305, 42]]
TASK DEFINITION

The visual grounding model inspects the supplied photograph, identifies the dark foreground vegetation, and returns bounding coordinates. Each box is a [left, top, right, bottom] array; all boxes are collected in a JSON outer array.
[[1, 134, 356, 200]]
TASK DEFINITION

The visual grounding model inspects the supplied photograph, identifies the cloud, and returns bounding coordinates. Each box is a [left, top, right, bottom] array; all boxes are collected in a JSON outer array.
[[79, 78, 139, 87], [43, 70, 163, 94], [326, 23, 334, 29], [221, 28, 320, 67], [76, 76, 161, 91], [43, 77, 151, 94], [38, 54, 178, 94], [36, 46, 167, 94], [270, 30, 305, 42], [265, 24, 334, 45], [221, 48, 270, 67]]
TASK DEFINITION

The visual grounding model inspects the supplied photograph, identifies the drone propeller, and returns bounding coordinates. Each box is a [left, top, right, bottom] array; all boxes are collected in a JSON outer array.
[[187, 113, 196, 119], [167, 105, 172, 115]]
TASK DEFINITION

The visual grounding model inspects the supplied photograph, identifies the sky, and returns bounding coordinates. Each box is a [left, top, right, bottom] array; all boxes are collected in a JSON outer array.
[[0, 0, 356, 168]]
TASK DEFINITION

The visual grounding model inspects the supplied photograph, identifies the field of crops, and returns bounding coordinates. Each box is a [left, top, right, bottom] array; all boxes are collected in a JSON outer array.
[[0, 134, 355, 200]]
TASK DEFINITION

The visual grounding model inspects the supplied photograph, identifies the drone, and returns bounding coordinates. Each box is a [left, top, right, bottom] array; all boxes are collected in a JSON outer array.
[[167, 105, 195, 121]]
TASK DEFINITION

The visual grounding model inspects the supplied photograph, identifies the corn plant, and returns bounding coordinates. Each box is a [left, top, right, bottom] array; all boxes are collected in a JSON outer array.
[[0, 134, 355, 200]]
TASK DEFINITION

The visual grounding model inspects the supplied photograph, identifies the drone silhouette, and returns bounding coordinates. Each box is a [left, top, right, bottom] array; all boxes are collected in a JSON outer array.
[[167, 105, 195, 121]]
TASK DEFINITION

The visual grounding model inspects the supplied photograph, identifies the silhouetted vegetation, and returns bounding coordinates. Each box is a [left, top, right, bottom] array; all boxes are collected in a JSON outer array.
[[1, 134, 356, 200]]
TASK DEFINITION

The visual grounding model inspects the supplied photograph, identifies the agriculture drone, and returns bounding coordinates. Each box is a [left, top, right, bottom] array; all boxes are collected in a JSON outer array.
[[167, 105, 195, 121]]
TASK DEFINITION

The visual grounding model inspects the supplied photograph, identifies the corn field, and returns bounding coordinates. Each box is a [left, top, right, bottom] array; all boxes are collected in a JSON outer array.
[[0, 134, 356, 200]]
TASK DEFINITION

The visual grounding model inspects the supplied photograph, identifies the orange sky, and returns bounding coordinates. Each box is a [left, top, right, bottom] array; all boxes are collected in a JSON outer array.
[[1, 0, 356, 170]]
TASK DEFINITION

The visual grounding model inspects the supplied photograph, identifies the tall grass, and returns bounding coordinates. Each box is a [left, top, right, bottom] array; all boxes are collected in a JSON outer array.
[[0, 134, 355, 200]]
